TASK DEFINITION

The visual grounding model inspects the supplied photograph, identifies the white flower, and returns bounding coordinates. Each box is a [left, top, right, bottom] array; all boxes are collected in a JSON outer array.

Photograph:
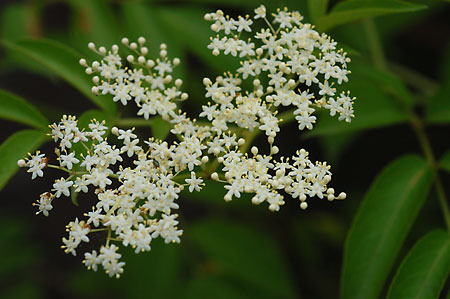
[[53, 177, 73, 198], [254, 5, 266, 19], [84, 250, 102, 271], [59, 152, 80, 170], [26, 151, 46, 179], [34, 192, 54, 216], [185, 172, 203, 192]]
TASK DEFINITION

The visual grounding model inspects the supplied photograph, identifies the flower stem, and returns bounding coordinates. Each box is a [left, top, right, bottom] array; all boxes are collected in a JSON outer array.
[[116, 118, 153, 127], [410, 117, 450, 231], [364, 18, 387, 70], [365, 18, 450, 232]]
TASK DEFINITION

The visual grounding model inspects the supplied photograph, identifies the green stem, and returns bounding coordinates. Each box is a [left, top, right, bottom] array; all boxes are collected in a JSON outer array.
[[105, 227, 112, 247], [116, 118, 153, 127], [365, 18, 450, 232], [411, 118, 450, 231], [239, 128, 260, 154], [389, 62, 439, 97], [364, 18, 387, 70]]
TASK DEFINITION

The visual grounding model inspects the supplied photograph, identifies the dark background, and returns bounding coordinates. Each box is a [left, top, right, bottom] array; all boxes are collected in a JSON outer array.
[[0, 0, 449, 298]]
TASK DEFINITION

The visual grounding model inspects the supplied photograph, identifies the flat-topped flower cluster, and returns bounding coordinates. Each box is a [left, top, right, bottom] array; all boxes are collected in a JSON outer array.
[[18, 5, 353, 278]]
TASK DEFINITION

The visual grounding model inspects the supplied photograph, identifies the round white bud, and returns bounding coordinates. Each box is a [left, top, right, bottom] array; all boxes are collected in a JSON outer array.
[[327, 188, 335, 195], [138, 37, 146, 45], [256, 48, 263, 56], [147, 59, 155, 68], [98, 46, 106, 55], [268, 136, 274, 144], [212, 49, 220, 56], [138, 56, 146, 64], [287, 79, 296, 88], [299, 194, 307, 202], [251, 146, 258, 156], [85, 67, 93, 75], [163, 75, 172, 84], [160, 50, 167, 58], [121, 37, 129, 45], [275, 169, 284, 178], [17, 159, 27, 167], [127, 55, 134, 63], [338, 192, 347, 200], [204, 13, 212, 21], [181, 93, 189, 100], [91, 86, 99, 95], [203, 77, 212, 86], [211, 172, 219, 181], [237, 138, 245, 146], [92, 61, 100, 69], [253, 79, 260, 86], [271, 146, 279, 155], [92, 76, 100, 84], [175, 79, 183, 88], [111, 44, 119, 53], [217, 157, 224, 163], [160, 43, 167, 50], [79, 58, 87, 66], [300, 202, 308, 210], [224, 193, 232, 202], [211, 23, 219, 32], [267, 86, 273, 93], [140, 47, 148, 55], [88, 42, 95, 50], [201, 156, 209, 163], [327, 194, 335, 201], [212, 148, 220, 156], [111, 127, 119, 135], [130, 42, 138, 50], [324, 175, 332, 183], [256, 89, 263, 97], [173, 58, 180, 66]]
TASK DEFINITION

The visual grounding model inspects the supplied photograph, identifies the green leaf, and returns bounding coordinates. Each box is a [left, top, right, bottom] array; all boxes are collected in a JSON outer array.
[[0, 3, 35, 41], [68, 239, 181, 298], [341, 155, 434, 299], [352, 63, 414, 106], [189, 218, 297, 298], [426, 83, 450, 124], [316, 0, 427, 31], [185, 275, 251, 299], [439, 150, 450, 173], [306, 62, 409, 137], [68, 0, 120, 50], [387, 230, 450, 299], [308, 0, 328, 23], [150, 116, 171, 140], [0, 89, 48, 129], [0, 129, 48, 190], [1, 39, 116, 115]]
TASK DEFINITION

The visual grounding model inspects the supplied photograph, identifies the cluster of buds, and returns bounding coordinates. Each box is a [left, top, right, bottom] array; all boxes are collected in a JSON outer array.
[[18, 5, 353, 277]]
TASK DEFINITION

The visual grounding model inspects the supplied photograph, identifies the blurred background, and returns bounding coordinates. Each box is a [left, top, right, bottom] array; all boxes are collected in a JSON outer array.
[[0, 0, 449, 298]]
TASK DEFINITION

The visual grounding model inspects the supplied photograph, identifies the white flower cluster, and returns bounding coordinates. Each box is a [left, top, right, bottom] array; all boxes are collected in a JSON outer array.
[[79, 37, 187, 121], [18, 5, 353, 278], [204, 5, 355, 135], [19, 115, 205, 277]]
